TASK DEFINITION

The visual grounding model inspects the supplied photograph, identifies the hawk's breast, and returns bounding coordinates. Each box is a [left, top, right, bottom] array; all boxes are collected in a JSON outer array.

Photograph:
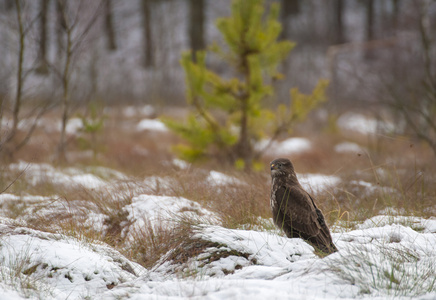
[[270, 177, 277, 210]]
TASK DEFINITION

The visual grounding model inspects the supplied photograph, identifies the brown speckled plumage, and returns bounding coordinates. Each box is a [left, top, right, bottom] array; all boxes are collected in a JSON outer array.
[[270, 158, 338, 255]]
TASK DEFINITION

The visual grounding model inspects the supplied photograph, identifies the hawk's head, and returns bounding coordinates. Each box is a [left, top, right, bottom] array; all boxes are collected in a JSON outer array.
[[270, 158, 295, 178]]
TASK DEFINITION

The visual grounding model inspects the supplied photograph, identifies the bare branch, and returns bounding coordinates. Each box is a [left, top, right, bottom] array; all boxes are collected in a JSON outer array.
[[1, 163, 29, 194]]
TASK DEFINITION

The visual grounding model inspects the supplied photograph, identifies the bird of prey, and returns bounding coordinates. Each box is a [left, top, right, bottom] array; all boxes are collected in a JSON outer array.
[[270, 158, 338, 255]]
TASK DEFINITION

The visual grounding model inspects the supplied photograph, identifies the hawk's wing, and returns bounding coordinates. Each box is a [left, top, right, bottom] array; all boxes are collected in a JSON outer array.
[[307, 193, 337, 247], [274, 185, 321, 237], [307, 193, 329, 228]]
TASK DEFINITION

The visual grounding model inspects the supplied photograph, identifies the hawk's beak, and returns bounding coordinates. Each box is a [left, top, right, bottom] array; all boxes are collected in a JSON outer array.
[[270, 163, 276, 171]]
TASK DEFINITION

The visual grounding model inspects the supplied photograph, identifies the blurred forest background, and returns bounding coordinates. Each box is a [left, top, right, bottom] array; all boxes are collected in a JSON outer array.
[[0, 0, 435, 164]]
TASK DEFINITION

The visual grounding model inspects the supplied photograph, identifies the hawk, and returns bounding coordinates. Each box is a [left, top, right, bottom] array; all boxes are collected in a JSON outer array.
[[270, 158, 338, 255]]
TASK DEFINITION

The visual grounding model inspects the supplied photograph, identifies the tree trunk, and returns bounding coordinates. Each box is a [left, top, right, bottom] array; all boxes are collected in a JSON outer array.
[[141, 0, 153, 68], [237, 96, 252, 169], [280, 0, 299, 40], [11, 0, 24, 143], [56, 1, 72, 163], [2, 0, 14, 11], [282, 0, 300, 15], [104, 0, 117, 51], [1, 0, 24, 155], [331, 0, 345, 44], [37, 0, 49, 74], [364, 0, 375, 59], [57, 28, 72, 163], [56, 0, 66, 59], [188, 0, 205, 61], [234, 54, 253, 170], [389, 0, 400, 34]]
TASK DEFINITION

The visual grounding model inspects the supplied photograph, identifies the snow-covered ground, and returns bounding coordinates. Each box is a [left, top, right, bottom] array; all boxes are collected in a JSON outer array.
[[1, 213, 436, 300], [1, 162, 435, 299]]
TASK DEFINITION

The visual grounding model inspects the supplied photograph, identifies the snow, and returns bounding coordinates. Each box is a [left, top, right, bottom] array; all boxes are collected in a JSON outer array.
[[1, 206, 436, 300], [0, 117, 84, 135], [349, 180, 399, 197], [0, 223, 143, 300], [335, 141, 365, 154], [123, 105, 156, 118], [124, 194, 219, 228], [256, 137, 312, 156], [195, 225, 315, 267], [298, 173, 341, 193], [206, 171, 245, 186], [0, 285, 25, 300], [68, 173, 107, 189], [0, 194, 53, 203], [337, 113, 395, 135], [7, 161, 112, 190], [172, 158, 190, 169], [64, 118, 84, 135], [95, 219, 436, 300], [136, 119, 168, 132], [358, 215, 436, 233]]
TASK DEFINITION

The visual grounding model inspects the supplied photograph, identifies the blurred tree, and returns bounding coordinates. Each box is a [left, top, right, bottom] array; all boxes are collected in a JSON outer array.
[[104, 0, 117, 51], [78, 101, 106, 161], [36, 0, 49, 74], [383, 0, 436, 158], [188, 0, 205, 61], [0, 0, 52, 158], [54, 0, 103, 163], [141, 0, 153, 68], [2, 0, 25, 152], [164, 0, 328, 170]]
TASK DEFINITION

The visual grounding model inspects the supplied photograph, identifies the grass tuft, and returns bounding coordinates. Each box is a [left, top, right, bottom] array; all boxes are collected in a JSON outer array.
[[0, 241, 53, 299], [328, 240, 436, 297]]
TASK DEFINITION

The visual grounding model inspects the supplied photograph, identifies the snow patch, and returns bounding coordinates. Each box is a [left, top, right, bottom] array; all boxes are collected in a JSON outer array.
[[123, 105, 155, 118], [136, 119, 167, 132], [123, 195, 220, 241], [196, 226, 315, 267], [298, 173, 341, 193], [334, 141, 365, 154], [0, 194, 54, 203], [349, 180, 399, 197], [256, 137, 312, 156], [337, 113, 395, 135], [8, 161, 109, 190], [0, 224, 143, 300], [172, 158, 190, 169], [206, 171, 245, 186], [358, 215, 436, 233]]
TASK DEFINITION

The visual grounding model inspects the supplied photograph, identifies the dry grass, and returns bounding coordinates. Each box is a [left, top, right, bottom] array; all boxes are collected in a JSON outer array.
[[126, 216, 199, 270], [171, 170, 271, 229], [318, 153, 436, 228]]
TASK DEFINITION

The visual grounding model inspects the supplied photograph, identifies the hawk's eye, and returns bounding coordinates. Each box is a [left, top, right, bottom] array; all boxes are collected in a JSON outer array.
[[278, 163, 282, 167]]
